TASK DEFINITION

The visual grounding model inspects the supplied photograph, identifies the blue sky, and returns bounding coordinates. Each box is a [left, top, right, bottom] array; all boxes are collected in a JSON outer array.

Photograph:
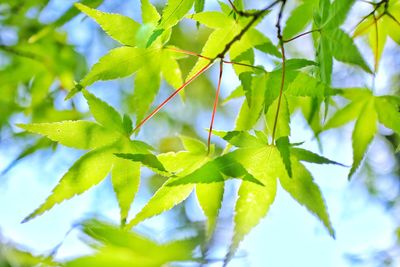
[[0, 0, 399, 266]]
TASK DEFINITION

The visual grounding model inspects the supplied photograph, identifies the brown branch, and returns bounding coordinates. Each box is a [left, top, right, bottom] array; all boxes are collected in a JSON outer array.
[[216, 0, 281, 59], [130, 0, 281, 139]]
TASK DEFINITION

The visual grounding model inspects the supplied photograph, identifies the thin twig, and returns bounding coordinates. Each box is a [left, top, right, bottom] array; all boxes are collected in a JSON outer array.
[[216, 0, 281, 59], [130, 0, 280, 139], [283, 29, 320, 43], [166, 46, 265, 71], [227, 0, 279, 17]]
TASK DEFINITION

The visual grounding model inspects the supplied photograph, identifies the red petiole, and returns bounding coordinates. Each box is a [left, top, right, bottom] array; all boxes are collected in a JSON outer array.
[[208, 59, 224, 152], [131, 62, 212, 134], [133, 46, 258, 150]]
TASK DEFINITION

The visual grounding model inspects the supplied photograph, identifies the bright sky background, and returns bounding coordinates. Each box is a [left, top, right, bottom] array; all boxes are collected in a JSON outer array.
[[0, 0, 398, 267]]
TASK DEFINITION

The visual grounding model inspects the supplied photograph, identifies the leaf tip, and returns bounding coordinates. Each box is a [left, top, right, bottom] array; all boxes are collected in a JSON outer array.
[[21, 213, 35, 224]]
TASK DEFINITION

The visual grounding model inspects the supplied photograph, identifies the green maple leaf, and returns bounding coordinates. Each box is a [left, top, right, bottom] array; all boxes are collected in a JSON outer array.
[[314, 0, 371, 84], [18, 90, 153, 224], [324, 88, 400, 178], [187, 8, 278, 81], [124, 136, 224, 239], [167, 131, 339, 263], [167, 153, 264, 186], [69, 3, 184, 123], [125, 136, 210, 229], [222, 138, 336, 262], [264, 69, 331, 140], [283, 0, 318, 39], [147, 0, 195, 46], [353, 1, 400, 70]]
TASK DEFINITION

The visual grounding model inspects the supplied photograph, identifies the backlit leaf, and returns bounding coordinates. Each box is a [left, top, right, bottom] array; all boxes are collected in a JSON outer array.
[[17, 121, 119, 150], [83, 90, 124, 133], [230, 146, 278, 254], [75, 3, 140, 46], [196, 183, 224, 238], [111, 157, 141, 225], [279, 158, 335, 237], [349, 99, 377, 178], [22, 146, 114, 223], [79, 47, 153, 87]]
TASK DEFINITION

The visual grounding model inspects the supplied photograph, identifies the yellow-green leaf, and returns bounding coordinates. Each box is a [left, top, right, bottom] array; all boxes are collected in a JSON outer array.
[[375, 96, 400, 135], [83, 90, 124, 133], [17, 121, 119, 150], [22, 146, 114, 223], [161, 49, 183, 89], [80, 47, 153, 87], [126, 150, 209, 228], [187, 11, 234, 29], [230, 146, 278, 255], [196, 183, 224, 238], [111, 157, 141, 225], [349, 98, 377, 178], [279, 158, 335, 237], [159, 0, 194, 29], [141, 0, 160, 24], [75, 3, 140, 46]]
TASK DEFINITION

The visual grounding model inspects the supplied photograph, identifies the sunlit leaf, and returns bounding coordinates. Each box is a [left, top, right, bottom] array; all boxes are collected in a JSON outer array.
[[22, 146, 115, 223], [279, 157, 335, 237], [17, 121, 119, 150], [112, 157, 141, 224], [83, 90, 124, 133], [75, 3, 140, 46], [79, 47, 153, 87], [349, 98, 377, 178]]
